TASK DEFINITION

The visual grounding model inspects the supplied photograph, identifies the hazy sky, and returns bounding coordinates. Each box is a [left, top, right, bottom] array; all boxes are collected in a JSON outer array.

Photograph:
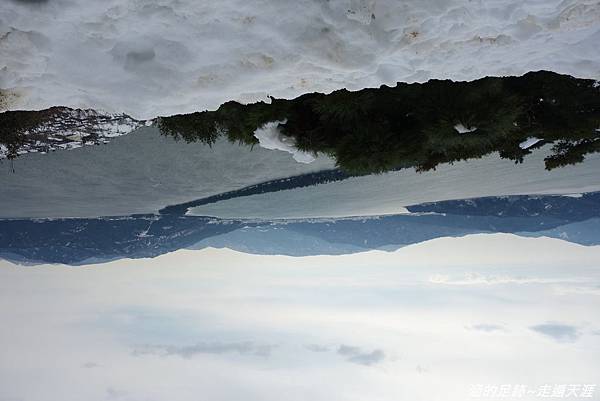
[[1, 234, 599, 401]]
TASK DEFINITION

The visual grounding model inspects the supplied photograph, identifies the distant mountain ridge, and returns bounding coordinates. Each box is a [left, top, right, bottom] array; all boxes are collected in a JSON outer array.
[[1, 192, 598, 265]]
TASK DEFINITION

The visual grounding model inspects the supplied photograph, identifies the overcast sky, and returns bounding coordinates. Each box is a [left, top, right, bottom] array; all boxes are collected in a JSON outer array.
[[1, 234, 599, 401]]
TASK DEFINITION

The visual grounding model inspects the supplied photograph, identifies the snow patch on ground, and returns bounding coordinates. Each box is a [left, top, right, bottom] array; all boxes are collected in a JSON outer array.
[[1, 0, 600, 119], [454, 123, 477, 134], [519, 137, 542, 149], [253, 121, 315, 164]]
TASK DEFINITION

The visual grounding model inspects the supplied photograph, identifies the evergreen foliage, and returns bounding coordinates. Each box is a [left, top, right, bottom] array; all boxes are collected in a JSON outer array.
[[158, 71, 600, 173], [3, 72, 598, 174], [0, 109, 54, 160]]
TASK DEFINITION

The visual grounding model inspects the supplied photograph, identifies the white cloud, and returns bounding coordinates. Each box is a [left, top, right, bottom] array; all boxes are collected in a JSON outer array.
[[133, 342, 274, 358], [0, 234, 599, 401], [305, 344, 330, 353], [337, 345, 385, 366], [429, 273, 587, 286], [467, 324, 505, 333], [530, 323, 580, 343]]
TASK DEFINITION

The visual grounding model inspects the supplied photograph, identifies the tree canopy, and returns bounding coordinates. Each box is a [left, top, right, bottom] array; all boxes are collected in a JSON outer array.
[[158, 71, 600, 173]]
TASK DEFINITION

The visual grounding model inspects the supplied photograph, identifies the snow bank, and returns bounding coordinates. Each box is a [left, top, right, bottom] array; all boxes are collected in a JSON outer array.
[[253, 121, 315, 163], [1, 0, 599, 119]]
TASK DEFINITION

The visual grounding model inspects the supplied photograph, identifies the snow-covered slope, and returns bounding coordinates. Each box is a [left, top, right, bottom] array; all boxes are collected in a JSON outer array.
[[0, 127, 335, 218], [1, 0, 599, 118], [189, 146, 600, 219]]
